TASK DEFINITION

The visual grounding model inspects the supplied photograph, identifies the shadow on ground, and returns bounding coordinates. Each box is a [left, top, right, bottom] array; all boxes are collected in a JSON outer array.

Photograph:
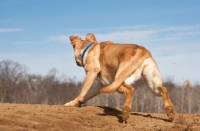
[[96, 106, 170, 123]]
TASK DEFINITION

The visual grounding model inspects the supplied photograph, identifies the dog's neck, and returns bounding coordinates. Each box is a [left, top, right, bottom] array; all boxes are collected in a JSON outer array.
[[81, 43, 93, 59]]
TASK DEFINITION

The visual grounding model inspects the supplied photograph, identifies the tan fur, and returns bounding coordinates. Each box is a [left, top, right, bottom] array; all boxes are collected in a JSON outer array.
[[65, 33, 175, 122]]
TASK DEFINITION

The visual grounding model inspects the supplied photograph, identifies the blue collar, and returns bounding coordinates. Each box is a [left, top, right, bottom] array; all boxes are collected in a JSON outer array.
[[81, 43, 93, 59]]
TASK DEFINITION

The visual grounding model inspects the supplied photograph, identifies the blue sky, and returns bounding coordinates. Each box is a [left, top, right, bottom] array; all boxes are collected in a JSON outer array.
[[0, 0, 200, 85]]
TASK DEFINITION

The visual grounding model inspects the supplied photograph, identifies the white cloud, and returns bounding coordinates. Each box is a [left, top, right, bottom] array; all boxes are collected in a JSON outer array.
[[46, 24, 200, 43], [13, 41, 45, 45], [95, 30, 157, 43], [68, 24, 155, 32], [160, 25, 200, 32], [93, 25, 200, 44], [47, 30, 157, 44], [173, 31, 200, 37], [0, 28, 24, 33], [47, 35, 70, 43]]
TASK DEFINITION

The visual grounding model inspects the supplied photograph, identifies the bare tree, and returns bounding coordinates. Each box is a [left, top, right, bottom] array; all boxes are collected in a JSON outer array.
[[0, 60, 26, 102]]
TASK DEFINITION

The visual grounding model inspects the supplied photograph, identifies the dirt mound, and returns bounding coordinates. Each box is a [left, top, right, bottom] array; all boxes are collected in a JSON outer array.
[[0, 103, 199, 131]]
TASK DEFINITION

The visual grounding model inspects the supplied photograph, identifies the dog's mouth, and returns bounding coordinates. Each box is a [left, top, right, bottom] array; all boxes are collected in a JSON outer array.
[[76, 61, 81, 67]]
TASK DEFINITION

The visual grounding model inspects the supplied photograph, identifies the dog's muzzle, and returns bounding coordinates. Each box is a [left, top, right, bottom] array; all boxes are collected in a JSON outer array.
[[76, 61, 81, 66]]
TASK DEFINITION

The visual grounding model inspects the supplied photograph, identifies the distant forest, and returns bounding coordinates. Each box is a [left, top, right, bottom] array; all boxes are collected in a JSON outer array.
[[0, 60, 200, 113]]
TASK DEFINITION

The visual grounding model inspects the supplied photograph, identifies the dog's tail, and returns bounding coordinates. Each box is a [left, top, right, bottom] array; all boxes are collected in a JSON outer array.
[[100, 47, 151, 93]]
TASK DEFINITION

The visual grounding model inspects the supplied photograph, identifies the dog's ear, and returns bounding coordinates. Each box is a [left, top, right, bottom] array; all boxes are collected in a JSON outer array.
[[69, 36, 76, 41], [69, 36, 81, 42], [85, 33, 98, 43], [69, 36, 81, 48]]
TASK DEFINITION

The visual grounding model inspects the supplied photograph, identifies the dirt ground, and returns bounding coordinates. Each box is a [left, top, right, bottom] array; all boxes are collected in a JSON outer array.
[[0, 103, 200, 131]]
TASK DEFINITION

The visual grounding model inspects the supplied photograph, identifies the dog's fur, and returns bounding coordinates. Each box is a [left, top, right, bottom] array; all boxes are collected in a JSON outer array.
[[65, 33, 175, 122]]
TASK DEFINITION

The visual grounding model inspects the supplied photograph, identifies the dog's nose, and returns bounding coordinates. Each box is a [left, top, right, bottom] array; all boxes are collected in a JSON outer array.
[[76, 61, 81, 66]]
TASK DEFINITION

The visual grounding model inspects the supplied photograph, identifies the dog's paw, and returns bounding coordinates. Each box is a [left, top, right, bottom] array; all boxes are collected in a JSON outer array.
[[64, 99, 83, 107], [64, 101, 75, 107], [64, 100, 78, 107], [122, 106, 131, 123], [165, 106, 175, 122]]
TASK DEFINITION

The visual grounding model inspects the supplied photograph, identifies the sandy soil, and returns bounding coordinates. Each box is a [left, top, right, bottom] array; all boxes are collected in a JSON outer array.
[[0, 103, 200, 131]]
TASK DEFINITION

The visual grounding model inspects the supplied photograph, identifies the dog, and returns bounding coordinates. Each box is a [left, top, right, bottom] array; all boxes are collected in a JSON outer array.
[[65, 33, 175, 122]]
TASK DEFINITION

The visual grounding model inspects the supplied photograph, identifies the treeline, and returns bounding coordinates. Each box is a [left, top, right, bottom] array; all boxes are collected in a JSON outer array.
[[0, 60, 200, 113]]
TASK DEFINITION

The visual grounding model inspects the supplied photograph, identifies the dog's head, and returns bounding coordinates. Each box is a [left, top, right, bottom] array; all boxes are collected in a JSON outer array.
[[69, 33, 97, 67]]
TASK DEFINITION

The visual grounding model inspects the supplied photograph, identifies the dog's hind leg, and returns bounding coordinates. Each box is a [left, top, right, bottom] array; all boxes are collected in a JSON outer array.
[[117, 82, 134, 123], [142, 58, 175, 121], [158, 86, 175, 121]]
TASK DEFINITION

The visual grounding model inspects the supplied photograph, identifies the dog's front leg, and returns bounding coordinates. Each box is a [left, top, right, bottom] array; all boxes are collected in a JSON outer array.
[[64, 68, 100, 106]]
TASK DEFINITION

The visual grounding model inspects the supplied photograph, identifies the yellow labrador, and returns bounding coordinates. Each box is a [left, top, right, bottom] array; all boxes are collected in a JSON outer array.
[[65, 33, 175, 122]]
